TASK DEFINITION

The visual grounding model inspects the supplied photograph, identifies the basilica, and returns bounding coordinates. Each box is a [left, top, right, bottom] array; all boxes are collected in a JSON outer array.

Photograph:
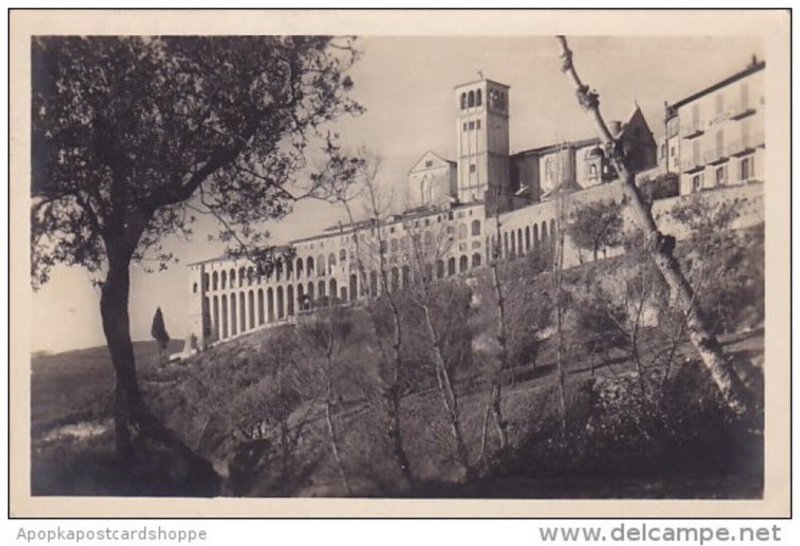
[[185, 63, 763, 350]]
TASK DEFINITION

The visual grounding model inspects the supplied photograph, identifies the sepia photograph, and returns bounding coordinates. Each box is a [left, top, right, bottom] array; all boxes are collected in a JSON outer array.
[[9, 9, 790, 518]]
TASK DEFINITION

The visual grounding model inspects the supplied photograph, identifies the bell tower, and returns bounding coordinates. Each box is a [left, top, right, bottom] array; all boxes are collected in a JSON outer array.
[[454, 78, 511, 209]]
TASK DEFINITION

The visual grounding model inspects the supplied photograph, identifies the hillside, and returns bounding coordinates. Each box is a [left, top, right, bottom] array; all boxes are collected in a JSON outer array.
[[31, 340, 184, 433], [30, 223, 765, 498]]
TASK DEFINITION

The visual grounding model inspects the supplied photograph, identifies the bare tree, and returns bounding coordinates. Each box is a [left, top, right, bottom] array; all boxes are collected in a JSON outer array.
[[405, 219, 473, 478], [555, 36, 751, 416], [326, 150, 415, 486], [296, 306, 355, 495], [477, 192, 510, 460], [552, 195, 569, 439]]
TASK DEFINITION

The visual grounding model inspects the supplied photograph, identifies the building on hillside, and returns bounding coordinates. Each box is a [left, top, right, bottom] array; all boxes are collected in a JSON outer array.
[[664, 57, 765, 195], [183, 74, 687, 352]]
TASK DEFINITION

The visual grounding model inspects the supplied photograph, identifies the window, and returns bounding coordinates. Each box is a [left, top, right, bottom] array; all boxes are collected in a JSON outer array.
[[469, 164, 476, 173], [471, 219, 481, 236], [468, 121, 475, 130], [476, 120, 481, 130], [468, 90, 475, 107], [193, 282, 198, 294], [425, 159, 433, 168], [715, 165, 727, 186], [691, 103, 700, 129], [740, 156, 754, 181], [692, 173, 704, 192], [740, 82, 750, 109], [742, 118, 752, 147], [589, 164, 598, 179], [476, 89, 482, 106], [460, 93, 467, 109], [463, 122, 468, 132]]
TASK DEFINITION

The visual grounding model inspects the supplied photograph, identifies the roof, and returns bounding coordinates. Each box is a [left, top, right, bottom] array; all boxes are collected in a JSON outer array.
[[669, 59, 765, 110], [511, 137, 600, 158], [454, 77, 510, 90]]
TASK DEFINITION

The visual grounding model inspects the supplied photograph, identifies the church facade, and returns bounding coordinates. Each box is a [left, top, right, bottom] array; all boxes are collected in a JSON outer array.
[[184, 68, 762, 351]]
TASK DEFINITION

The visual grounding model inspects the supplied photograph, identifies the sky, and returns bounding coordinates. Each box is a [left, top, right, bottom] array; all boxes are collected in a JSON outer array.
[[31, 35, 763, 354]]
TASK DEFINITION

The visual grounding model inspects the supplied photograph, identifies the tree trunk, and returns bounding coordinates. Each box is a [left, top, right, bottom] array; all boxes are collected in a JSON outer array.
[[422, 304, 472, 478], [553, 205, 568, 440], [487, 213, 510, 451], [324, 358, 352, 495], [341, 197, 414, 486], [555, 35, 752, 417], [100, 257, 220, 495]]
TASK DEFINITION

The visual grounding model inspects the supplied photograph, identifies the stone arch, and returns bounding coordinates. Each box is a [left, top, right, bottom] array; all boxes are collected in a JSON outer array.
[[517, 228, 524, 255], [239, 292, 246, 331], [459, 255, 468, 273], [391, 267, 400, 293], [287, 285, 294, 316], [267, 287, 275, 322], [525, 226, 531, 251], [248, 290, 255, 329], [296, 257, 304, 277], [329, 278, 338, 302], [277, 286, 284, 319], [460, 92, 467, 109], [230, 294, 237, 336], [229, 268, 236, 287], [468, 90, 475, 107], [247, 266, 254, 286], [448, 256, 456, 276], [370, 270, 378, 297], [212, 271, 219, 291], [221, 295, 228, 338], [541, 221, 548, 244], [317, 254, 326, 276], [257, 288, 264, 325], [476, 88, 482, 106], [307, 281, 315, 304], [533, 224, 539, 247], [328, 252, 336, 274], [472, 253, 482, 268], [471, 219, 481, 236], [306, 256, 314, 276], [238, 267, 246, 287], [349, 274, 358, 301], [212, 296, 220, 339], [297, 283, 305, 310], [340, 286, 348, 302], [550, 219, 556, 242], [221, 270, 227, 289], [318, 280, 326, 300]]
